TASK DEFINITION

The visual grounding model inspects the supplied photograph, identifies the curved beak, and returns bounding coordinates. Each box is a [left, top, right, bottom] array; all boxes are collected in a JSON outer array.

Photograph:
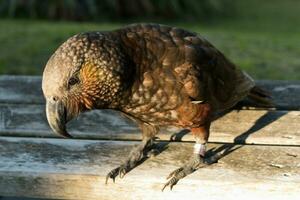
[[45, 99, 73, 138]]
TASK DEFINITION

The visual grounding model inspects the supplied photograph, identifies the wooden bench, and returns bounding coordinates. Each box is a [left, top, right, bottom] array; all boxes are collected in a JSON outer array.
[[0, 75, 299, 200]]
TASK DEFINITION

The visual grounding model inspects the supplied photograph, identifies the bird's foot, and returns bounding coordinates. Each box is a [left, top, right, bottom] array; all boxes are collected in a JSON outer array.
[[106, 139, 158, 184], [162, 154, 207, 191]]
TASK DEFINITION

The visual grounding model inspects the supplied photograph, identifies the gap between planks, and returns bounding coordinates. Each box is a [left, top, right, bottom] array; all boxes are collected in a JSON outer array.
[[0, 136, 299, 200], [1, 104, 299, 145]]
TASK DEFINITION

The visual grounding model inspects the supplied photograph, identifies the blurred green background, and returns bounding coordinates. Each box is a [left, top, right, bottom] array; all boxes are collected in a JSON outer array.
[[0, 0, 299, 80]]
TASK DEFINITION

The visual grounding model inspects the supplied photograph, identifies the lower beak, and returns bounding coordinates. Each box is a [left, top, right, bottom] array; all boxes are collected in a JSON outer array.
[[45, 100, 73, 138]]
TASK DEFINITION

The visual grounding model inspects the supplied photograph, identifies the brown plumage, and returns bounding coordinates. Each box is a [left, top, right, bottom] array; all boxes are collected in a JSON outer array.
[[42, 23, 272, 190]]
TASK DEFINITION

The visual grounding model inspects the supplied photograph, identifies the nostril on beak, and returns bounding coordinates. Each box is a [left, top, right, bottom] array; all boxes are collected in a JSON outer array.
[[52, 96, 58, 102]]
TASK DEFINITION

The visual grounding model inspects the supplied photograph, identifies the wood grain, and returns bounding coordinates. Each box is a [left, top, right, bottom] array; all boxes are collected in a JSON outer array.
[[0, 137, 299, 200], [1, 76, 299, 199], [0, 103, 299, 145]]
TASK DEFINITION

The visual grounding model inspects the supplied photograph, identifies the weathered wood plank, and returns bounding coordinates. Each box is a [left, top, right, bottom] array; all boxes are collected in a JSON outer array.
[[255, 80, 300, 110], [0, 104, 299, 145], [0, 76, 44, 105], [0, 75, 300, 110], [0, 137, 299, 200]]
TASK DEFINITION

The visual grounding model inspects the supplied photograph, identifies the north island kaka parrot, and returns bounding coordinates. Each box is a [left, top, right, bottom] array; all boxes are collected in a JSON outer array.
[[42, 23, 272, 190]]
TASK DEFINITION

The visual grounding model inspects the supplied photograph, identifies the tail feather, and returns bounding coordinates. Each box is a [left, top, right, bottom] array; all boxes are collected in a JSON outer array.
[[247, 86, 274, 107]]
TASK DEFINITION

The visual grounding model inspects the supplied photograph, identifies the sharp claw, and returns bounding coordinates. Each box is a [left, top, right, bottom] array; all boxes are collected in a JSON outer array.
[[162, 177, 179, 191], [161, 182, 169, 192], [105, 171, 113, 184], [163, 155, 207, 190], [170, 184, 174, 191], [169, 178, 178, 190], [119, 168, 126, 178], [105, 167, 120, 184], [106, 139, 157, 185], [105, 176, 109, 185]]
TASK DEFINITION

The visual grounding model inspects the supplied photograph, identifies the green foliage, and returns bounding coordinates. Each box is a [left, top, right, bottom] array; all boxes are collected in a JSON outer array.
[[0, 20, 121, 74], [0, 0, 299, 80], [0, 18, 299, 80], [0, 0, 236, 21]]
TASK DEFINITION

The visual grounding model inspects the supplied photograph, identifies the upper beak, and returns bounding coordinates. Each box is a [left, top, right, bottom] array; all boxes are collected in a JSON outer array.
[[45, 99, 73, 138]]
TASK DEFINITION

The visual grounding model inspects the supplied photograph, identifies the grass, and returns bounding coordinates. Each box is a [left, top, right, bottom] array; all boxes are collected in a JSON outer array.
[[0, 0, 299, 80]]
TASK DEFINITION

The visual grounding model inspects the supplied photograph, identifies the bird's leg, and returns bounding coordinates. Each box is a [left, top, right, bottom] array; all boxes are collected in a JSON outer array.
[[162, 123, 211, 191], [106, 123, 159, 184]]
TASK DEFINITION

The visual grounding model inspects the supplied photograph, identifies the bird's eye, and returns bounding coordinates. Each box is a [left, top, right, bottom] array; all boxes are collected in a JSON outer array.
[[68, 77, 79, 86]]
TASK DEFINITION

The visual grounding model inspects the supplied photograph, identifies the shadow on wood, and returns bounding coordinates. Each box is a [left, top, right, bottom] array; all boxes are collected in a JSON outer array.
[[206, 110, 287, 164]]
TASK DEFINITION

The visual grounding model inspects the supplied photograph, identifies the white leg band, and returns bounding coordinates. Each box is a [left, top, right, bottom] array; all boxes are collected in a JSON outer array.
[[194, 143, 206, 157]]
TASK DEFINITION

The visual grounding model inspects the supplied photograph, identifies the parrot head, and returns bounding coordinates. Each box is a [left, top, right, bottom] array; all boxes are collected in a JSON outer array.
[[42, 32, 134, 138]]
